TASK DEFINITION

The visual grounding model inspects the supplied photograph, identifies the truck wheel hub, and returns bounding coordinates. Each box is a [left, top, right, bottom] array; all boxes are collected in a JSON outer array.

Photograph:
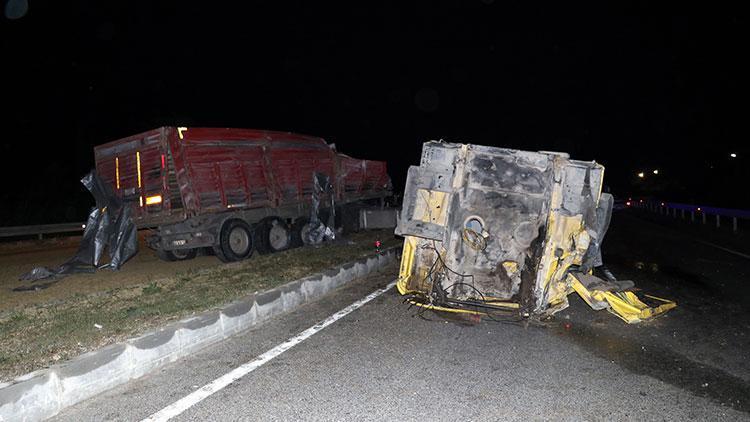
[[229, 228, 249, 254], [269, 223, 289, 250]]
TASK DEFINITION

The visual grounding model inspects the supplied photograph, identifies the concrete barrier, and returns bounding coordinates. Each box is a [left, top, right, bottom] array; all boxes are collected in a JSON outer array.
[[0, 248, 397, 421]]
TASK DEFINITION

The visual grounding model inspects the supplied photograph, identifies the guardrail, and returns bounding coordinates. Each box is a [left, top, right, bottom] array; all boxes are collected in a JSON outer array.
[[631, 200, 749, 233], [0, 222, 85, 239]]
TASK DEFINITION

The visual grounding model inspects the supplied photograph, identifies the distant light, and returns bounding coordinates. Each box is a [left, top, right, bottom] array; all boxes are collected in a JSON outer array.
[[697, 207, 702, 212], [82, 224, 86, 229], [626, 201, 631, 207], [730, 153, 737, 158], [661, 202, 665, 206], [653, 169, 659, 175], [639, 199, 643, 203], [637, 172, 645, 178]]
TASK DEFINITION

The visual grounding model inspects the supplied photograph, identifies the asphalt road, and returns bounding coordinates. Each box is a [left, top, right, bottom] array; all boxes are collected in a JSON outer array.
[[53, 211, 750, 421]]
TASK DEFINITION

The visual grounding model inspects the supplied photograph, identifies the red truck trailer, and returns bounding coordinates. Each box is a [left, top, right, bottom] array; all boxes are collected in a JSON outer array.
[[93, 127, 391, 262]]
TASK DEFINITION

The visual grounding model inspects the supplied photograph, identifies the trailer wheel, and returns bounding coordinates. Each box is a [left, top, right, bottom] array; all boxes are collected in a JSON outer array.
[[214, 219, 254, 262], [157, 248, 197, 262], [255, 217, 291, 254], [290, 217, 309, 248]]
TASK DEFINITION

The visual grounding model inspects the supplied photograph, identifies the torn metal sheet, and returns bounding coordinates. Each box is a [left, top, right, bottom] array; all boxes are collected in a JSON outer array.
[[17, 170, 138, 288], [395, 141, 675, 323], [570, 272, 676, 323]]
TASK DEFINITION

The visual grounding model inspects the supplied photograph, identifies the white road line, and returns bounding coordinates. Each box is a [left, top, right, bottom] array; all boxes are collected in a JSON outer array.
[[142, 280, 396, 422], [695, 240, 750, 260]]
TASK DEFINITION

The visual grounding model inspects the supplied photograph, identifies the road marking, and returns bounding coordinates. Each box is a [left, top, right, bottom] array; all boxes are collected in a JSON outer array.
[[142, 280, 396, 422], [695, 240, 750, 260]]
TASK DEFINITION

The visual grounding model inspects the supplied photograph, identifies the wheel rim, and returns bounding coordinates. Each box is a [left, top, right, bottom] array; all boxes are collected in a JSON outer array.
[[300, 223, 314, 245], [229, 226, 250, 255], [269, 221, 289, 250]]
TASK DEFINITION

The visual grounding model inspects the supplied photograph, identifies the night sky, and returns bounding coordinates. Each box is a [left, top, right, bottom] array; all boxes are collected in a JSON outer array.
[[2, 2, 747, 225]]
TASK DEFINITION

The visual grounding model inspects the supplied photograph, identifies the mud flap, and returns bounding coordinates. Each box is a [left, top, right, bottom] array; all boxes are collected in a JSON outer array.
[[569, 272, 676, 324]]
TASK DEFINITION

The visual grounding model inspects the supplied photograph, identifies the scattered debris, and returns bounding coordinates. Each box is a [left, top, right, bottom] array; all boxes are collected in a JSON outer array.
[[16, 171, 138, 289]]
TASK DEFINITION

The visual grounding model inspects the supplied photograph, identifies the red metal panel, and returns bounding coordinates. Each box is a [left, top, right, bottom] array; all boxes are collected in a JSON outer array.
[[339, 155, 365, 194], [245, 158, 271, 206], [362, 160, 389, 191], [94, 127, 390, 228], [94, 128, 169, 223], [266, 140, 335, 207]]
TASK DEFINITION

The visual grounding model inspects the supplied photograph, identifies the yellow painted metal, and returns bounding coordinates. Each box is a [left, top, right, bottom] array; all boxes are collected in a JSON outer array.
[[569, 275, 609, 310], [501, 261, 518, 275], [414, 189, 450, 226], [397, 236, 418, 295], [603, 291, 676, 324], [408, 300, 487, 315], [476, 300, 520, 309], [570, 274, 676, 324], [534, 211, 590, 313]]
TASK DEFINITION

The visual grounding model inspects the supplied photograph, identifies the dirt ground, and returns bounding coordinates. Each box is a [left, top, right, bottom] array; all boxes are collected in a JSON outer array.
[[1, 232, 243, 313], [0, 229, 400, 381]]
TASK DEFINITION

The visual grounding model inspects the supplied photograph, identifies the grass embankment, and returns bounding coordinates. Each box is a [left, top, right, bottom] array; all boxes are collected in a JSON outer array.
[[0, 230, 401, 382]]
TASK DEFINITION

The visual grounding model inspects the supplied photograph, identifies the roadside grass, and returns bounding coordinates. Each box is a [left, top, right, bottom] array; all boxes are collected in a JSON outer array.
[[0, 230, 401, 382]]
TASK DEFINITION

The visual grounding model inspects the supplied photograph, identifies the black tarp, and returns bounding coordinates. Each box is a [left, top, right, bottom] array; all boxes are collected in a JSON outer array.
[[302, 172, 336, 245], [16, 170, 138, 290]]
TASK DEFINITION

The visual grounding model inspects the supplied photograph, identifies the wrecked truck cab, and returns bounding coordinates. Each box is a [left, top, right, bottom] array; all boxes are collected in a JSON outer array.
[[395, 141, 674, 323]]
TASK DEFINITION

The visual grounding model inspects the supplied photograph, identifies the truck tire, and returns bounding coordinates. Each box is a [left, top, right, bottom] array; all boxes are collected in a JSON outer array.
[[290, 217, 309, 248], [214, 219, 254, 263], [157, 248, 197, 262], [255, 217, 291, 255]]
